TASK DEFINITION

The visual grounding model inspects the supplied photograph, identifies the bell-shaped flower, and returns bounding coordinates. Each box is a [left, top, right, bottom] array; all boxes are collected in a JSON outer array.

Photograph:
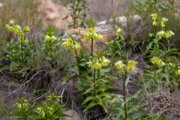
[[127, 60, 138, 73]]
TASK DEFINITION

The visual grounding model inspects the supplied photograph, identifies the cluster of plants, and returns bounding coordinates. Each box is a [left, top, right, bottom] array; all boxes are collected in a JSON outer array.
[[0, 12, 179, 119], [0, 0, 179, 119], [12, 94, 66, 120]]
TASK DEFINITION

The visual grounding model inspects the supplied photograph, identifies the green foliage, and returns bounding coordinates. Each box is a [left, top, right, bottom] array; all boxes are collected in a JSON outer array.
[[133, 0, 176, 15], [12, 98, 34, 120], [12, 94, 66, 120], [2, 21, 34, 75], [64, 0, 88, 28], [42, 31, 59, 68], [82, 68, 115, 112], [108, 92, 147, 120]]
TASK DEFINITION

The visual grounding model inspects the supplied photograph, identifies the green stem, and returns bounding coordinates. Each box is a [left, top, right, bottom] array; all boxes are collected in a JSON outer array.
[[123, 72, 128, 120], [93, 69, 96, 96], [91, 38, 94, 57], [74, 50, 82, 80]]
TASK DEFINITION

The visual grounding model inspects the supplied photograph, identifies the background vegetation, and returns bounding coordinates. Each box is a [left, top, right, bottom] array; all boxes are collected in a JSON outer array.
[[0, 0, 179, 120]]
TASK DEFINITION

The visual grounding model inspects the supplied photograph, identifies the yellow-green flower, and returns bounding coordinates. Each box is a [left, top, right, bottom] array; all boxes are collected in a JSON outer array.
[[62, 38, 74, 48], [115, 61, 123, 68], [8, 26, 14, 32], [127, 60, 138, 73], [165, 30, 174, 39], [9, 20, 14, 25], [151, 57, 166, 67], [157, 30, 166, 38], [160, 18, 168, 28], [94, 32, 103, 40], [14, 25, 24, 35], [24, 26, 30, 34], [176, 69, 180, 75], [51, 36, 56, 41], [169, 63, 173, 67], [117, 28, 123, 33], [152, 20, 157, 26], [116, 28, 124, 40], [45, 35, 51, 41], [115, 61, 127, 72], [84, 28, 102, 41], [101, 57, 110, 66], [151, 13, 157, 20], [89, 28, 95, 33], [93, 62, 102, 69], [72, 43, 81, 50], [16, 103, 22, 109], [5, 24, 9, 29], [18, 36, 29, 44], [15, 25, 21, 30]]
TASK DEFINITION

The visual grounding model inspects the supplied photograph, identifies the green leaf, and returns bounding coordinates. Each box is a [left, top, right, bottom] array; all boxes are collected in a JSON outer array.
[[0, 66, 10, 72], [84, 102, 97, 111], [82, 96, 95, 105]]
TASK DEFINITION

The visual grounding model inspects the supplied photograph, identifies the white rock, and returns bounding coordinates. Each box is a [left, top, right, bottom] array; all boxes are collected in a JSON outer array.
[[60, 109, 81, 120], [0, 2, 3, 8]]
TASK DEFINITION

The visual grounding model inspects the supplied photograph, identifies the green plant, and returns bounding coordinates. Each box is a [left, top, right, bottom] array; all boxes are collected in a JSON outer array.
[[42, 30, 59, 68], [143, 14, 176, 58], [133, 0, 176, 15], [82, 56, 115, 112], [12, 94, 66, 120], [64, 0, 88, 28], [12, 98, 34, 120], [2, 20, 34, 74], [34, 94, 66, 120], [0, 0, 42, 42]]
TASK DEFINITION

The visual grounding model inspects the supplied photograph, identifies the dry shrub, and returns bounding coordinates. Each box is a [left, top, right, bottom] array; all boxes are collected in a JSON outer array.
[[0, 0, 42, 43], [142, 82, 180, 119]]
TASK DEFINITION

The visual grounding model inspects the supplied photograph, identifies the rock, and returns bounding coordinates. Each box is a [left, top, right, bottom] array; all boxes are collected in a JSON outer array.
[[60, 109, 81, 120], [97, 15, 142, 29], [62, 15, 142, 53], [39, 0, 72, 29], [0, 2, 3, 8]]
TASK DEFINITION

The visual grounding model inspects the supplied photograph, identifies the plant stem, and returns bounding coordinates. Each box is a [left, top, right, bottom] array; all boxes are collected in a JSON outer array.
[[93, 69, 96, 96], [123, 72, 128, 120], [91, 38, 94, 57], [74, 50, 82, 80]]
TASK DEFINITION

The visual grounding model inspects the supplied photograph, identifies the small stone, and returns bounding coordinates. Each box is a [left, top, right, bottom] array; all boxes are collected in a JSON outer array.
[[60, 109, 81, 120]]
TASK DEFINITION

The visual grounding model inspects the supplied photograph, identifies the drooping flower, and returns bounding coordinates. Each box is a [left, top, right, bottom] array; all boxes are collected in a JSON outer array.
[[93, 62, 102, 69], [23, 26, 30, 34], [62, 38, 74, 48], [157, 30, 166, 38], [72, 43, 81, 50], [160, 18, 168, 28], [176, 69, 180, 75], [169, 63, 173, 67], [9, 20, 14, 25], [152, 20, 157, 26], [115, 61, 126, 72], [127, 60, 138, 73], [83, 28, 102, 41], [165, 30, 174, 39], [116, 28, 124, 40], [151, 57, 166, 67], [151, 13, 157, 20], [14, 25, 24, 35], [101, 57, 110, 66]]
